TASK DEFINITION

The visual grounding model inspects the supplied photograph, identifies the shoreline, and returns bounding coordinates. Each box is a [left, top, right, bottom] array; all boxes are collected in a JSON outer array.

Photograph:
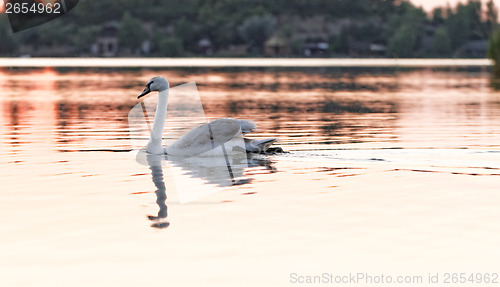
[[0, 57, 493, 68]]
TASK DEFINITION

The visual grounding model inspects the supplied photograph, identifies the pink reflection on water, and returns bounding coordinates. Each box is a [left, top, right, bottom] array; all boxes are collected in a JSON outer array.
[[1, 67, 499, 155]]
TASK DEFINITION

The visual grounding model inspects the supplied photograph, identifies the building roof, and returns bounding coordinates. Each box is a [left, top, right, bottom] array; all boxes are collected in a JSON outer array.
[[265, 35, 289, 47]]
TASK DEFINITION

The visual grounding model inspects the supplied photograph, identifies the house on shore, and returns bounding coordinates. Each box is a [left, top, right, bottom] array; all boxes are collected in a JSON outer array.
[[265, 35, 290, 56], [456, 40, 488, 58], [91, 22, 119, 57]]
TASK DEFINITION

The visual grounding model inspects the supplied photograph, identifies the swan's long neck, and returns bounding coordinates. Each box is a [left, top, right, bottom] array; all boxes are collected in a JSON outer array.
[[147, 90, 169, 154]]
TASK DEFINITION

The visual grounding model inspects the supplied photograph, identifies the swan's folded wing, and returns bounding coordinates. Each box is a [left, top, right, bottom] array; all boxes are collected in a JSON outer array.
[[165, 118, 242, 157]]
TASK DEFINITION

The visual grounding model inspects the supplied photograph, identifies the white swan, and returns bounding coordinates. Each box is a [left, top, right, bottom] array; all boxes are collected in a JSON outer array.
[[137, 76, 278, 156]]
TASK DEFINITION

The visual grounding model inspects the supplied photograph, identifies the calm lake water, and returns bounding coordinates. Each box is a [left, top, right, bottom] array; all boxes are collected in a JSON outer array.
[[1, 64, 500, 286]]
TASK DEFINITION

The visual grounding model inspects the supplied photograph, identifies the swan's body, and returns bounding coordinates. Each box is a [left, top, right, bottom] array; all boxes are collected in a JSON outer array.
[[137, 77, 279, 156]]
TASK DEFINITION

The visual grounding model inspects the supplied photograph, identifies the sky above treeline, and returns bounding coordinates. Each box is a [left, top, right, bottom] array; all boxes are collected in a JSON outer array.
[[411, 0, 500, 11]]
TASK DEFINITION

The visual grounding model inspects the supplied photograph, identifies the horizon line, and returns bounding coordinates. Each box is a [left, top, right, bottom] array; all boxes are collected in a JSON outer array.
[[0, 57, 493, 68]]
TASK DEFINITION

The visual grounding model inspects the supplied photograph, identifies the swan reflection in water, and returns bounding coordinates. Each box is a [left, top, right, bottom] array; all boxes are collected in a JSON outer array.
[[141, 152, 277, 229], [146, 154, 169, 229]]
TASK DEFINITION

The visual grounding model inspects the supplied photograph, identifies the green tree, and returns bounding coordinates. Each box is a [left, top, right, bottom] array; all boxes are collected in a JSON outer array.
[[157, 37, 183, 57], [6, 0, 499, 58], [444, 0, 485, 49], [197, 0, 253, 49], [433, 27, 452, 56], [74, 25, 101, 53], [385, 1, 425, 57], [445, 5, 471, 49], [174, 17, 196, 50], [33, 19, 75, 47], [432, 7, 445, 25], [321, 0, 371, 18], [368, 0, 397, 21], [488, 28, 500, 76], [72, 0, 123, 25], [386, 24, 418, 57], [464, 0, 485, 39], [238, 14, 276, 53], [334, 27, 350, 55], [485, 0, 499, 37], [118, 12, 147, 53]]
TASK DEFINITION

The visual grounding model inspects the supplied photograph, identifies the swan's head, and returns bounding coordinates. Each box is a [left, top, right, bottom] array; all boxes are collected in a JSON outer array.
[[138, 76, 169, 99]]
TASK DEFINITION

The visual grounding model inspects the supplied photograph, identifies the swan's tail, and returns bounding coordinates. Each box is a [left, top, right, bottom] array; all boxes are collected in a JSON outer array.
[[244, 138, 278, 153]]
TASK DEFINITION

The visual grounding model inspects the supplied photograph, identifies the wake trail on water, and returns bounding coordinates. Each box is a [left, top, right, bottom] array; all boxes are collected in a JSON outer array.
[[276, 148, 500, 176]]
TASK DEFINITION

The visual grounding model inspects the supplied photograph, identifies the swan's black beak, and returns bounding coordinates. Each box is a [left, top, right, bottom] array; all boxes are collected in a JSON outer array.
[[138, 86, 151, 99]]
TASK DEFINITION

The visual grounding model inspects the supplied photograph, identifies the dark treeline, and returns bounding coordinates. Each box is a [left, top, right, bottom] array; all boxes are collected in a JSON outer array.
[[0, 0, 498, 57]]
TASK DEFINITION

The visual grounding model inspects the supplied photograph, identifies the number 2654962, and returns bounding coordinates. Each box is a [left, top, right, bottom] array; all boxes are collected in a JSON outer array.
[[5, 2, 62, 14]]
